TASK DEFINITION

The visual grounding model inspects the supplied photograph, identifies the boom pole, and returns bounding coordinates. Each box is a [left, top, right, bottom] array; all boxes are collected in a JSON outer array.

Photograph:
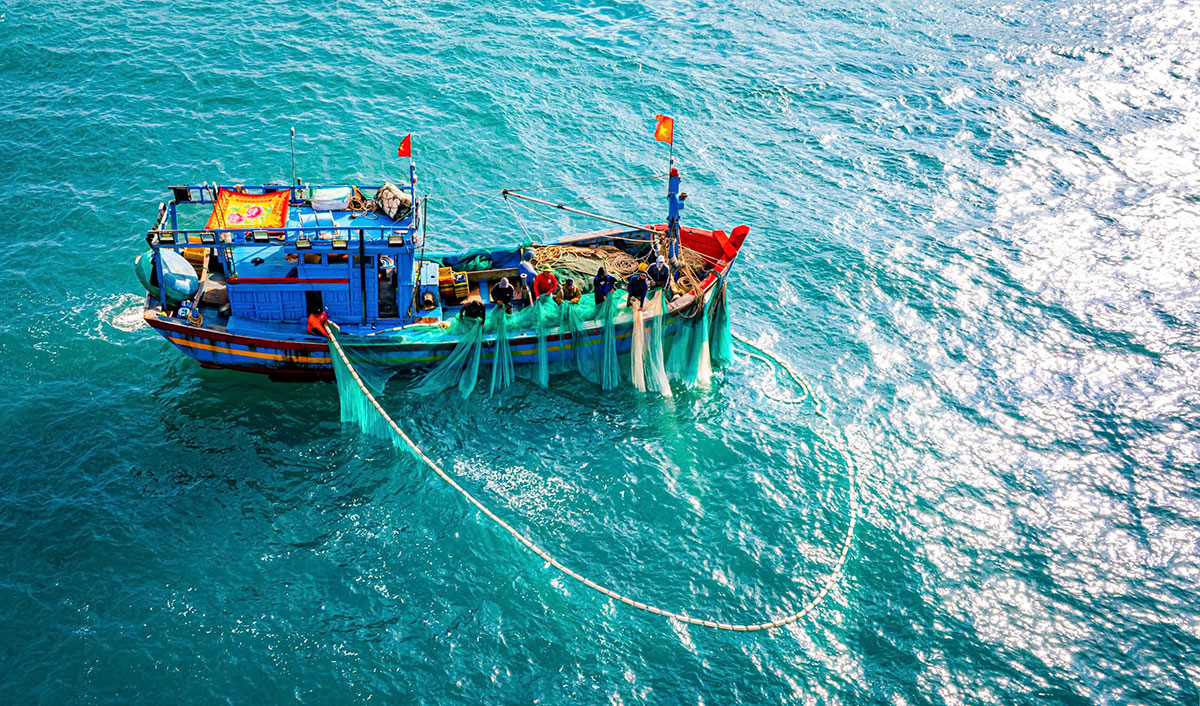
[[501, 190, 651, 233]]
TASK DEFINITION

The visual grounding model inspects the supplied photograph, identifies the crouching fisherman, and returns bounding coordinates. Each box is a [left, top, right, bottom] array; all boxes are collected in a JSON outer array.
[[593, 267, 617, 305], [648, 256, 671, 290], [307, 308, 331, 338], [490, 277, 515, 313], [555, 277, 582, 305], [461, 298, 486, 323]]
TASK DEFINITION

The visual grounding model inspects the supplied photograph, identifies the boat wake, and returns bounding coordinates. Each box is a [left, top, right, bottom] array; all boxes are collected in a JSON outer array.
[[95, 293, 148, 338]]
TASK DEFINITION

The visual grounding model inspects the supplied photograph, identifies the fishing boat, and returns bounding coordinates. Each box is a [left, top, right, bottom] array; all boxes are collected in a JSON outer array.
[[136, 159, 749, 381]]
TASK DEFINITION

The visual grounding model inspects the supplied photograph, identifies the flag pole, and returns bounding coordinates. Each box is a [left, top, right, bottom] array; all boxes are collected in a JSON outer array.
[[289, 126, 297, 194]]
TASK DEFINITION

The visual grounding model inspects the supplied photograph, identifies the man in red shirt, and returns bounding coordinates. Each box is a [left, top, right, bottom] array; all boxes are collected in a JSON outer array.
[[306, 309, 330, 337], [531, 266, 558, 299]]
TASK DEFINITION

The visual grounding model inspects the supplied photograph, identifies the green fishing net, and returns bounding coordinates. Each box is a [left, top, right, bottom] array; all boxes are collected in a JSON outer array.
[[709, 282, 734, 368], [575, 293, 620, 387], [599, 296, 621, 390], [686, 295, 713, 387], [557, 299, 586, 374], [644, 289, 672, 396], [666, 293, 714, 387], [665, 305, 694, 381], [329, 331, 403, 448], [412, 316, 485, 399], [533, 294, 553, 387], [489, 310, 514, 395]]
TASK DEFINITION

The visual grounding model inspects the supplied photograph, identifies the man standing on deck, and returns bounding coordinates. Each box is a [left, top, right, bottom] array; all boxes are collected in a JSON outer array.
[[627, 264, 650, 308], [532, 266, 558, 299], [647, 256, 671, 289]]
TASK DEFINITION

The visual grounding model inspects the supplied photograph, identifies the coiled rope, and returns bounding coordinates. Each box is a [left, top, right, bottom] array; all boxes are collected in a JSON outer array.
[[327, 331, 858, 631], [530, 244, 641, 279]]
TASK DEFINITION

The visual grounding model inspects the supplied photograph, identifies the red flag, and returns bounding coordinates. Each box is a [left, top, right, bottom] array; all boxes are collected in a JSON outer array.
[[397, 134, 412, 158], [653, 115, 673, 145]]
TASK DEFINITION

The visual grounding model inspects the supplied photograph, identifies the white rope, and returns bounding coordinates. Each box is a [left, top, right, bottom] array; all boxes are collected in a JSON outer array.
[[502, 195, 537, 245], [437, 191, 503, 231], [327, 331, 857, 631], [734, 332, 820, 409]]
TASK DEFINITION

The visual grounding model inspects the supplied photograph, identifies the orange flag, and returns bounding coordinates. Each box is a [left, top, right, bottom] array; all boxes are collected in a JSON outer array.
[[397, 134, 412, 158], [653, 115, 673, 145]]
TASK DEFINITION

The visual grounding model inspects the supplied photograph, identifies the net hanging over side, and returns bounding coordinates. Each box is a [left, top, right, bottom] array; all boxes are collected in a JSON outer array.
[[709, 281, 734, 368], [534, 294, 552, 388], [599, 296, 621, 390], [666, 293, 713, 387], [630, 300, 647, 392], [688, 296, 713, 387], [490, 311, 514, 395], [644, 289, 673, 396], [557, 300, 585, 374], [412, 317, 485, 399]]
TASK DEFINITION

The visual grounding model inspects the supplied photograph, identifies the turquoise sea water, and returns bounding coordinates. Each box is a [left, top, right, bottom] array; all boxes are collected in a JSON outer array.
[[3, 0, 1199, 703]]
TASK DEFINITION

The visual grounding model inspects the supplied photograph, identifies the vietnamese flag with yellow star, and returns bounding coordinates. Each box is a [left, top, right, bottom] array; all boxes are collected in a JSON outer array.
[[653, 114, 673, 145]]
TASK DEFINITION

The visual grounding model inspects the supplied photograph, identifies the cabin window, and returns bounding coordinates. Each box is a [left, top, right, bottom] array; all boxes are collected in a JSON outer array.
[[303, 253, 322, 265], [327, 253, 349, 264], [285, 253, 299, 264], [353, 256, 373, 266]]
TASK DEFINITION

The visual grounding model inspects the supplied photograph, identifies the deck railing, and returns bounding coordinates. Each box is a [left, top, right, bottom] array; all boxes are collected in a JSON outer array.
[[150, 183, 421, 246], [166, 183, 414, 207]]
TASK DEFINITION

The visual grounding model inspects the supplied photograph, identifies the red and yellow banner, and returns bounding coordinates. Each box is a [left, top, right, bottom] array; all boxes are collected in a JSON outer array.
[[205, 188, 290, 229]]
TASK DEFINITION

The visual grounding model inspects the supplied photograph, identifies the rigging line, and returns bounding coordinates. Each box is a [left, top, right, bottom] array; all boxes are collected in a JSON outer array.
[[436, 191, 503, 231], [428, 173, 669, 201], [560, 182, 659, 207], [502, 194, 538, 245], [505, 193, 579, 231], [326, 331, 858, 632]]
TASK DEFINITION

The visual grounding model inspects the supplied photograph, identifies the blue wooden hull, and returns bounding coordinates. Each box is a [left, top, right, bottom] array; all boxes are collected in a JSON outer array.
[[145, 297, 695, 379]]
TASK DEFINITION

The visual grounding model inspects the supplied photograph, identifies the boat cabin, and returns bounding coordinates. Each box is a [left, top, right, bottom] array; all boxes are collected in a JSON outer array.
[[145, 174, 429, 334]]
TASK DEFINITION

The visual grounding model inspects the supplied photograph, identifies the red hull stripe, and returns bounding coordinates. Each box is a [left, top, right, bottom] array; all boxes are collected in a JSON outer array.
[[146, 316, 330, 352]]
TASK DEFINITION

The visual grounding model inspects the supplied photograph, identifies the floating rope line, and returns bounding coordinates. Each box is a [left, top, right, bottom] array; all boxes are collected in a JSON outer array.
[[327, 330, 858, 632], [733, 332, 822, 411]]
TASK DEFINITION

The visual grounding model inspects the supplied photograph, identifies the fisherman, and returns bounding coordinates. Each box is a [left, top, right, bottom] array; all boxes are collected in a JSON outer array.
[[647, 255, 671, 288], [461, 298, 486, 323], [490, 277, 515, 313], [532, 265, 559, 299], [556, 277, 582, 305], [306, 308, 330, 338], [627, 263, 650, 308], [593, 266, 617, 305]]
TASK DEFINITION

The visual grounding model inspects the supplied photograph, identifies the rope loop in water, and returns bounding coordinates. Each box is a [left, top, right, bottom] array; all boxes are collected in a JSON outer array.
[[327, 331, 857, 632]]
